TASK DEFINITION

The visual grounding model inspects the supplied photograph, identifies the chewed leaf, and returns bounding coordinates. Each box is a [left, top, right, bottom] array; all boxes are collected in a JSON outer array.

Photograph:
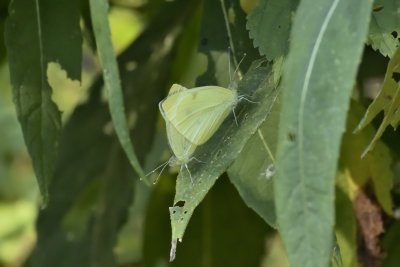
[[355, 48, 400, 156], [247, 0, 299, 60], [47, 62, 85, 119], [169, 60, 280, 258], [4, 0, 81, 203], [366, 0, 400, 58], [367, 30, 399, 58]]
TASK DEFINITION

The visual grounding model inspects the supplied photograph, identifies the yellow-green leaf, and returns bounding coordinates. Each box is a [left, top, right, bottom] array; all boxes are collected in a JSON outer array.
[[355, 48, 400, 156]]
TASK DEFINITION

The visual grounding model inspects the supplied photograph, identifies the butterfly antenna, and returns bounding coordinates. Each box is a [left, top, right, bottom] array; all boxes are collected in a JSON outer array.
[[191, 157, 205, 164], [238, 94, 259, 103], [145, 160, 170, 184], [233, 53, 247, 81], [154, 160, 172, 184]]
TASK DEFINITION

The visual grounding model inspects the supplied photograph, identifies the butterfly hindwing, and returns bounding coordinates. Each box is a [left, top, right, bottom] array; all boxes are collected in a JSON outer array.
[[166, 121, 197, 165]]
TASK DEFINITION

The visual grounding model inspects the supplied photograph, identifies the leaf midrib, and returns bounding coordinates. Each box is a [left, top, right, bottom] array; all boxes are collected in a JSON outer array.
[[34, 0, 46, 179], [296, 0, 340, 248]]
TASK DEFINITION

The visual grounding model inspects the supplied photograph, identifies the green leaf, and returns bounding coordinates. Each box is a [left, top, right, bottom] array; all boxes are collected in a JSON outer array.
[[25, 0, 199, 265], [355, 48, 400, 156], [367, 25, 399, 58], [367, 0, 400, 58], [340, 101, 394, 214], [223, 0, 260, 69], [89, 0, 146, 182], [4, 0, 81, 203], [167, 0, 275, 259], [247, 0, 299, 60], [382, 221, 400, 267], [335, 170, 360, 267], [144, 176, 271, 267], [24, 99, 135, 267], [169, 60, 280, 258], [274, 1, 374, 267], [227, 89, 281, 227], [196, 0, 259, 86]]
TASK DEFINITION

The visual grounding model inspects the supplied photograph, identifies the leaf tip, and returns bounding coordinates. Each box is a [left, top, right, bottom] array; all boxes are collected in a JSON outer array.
[[169, 238, 180, 262]]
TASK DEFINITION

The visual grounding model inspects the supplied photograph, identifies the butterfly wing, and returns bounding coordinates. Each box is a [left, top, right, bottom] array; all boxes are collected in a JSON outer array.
[[168, 83, 187, 96], [165, 121, 197, 166], [160, 86, 237, 145]]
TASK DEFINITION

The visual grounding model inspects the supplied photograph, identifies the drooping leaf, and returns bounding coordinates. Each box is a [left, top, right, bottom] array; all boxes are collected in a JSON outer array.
[[89, 0, 146, 182], [227, 89, 281, 227], [367, 0, 400, 58], [247, 0, 299, 60], [341, 102, 394, 215], [144, 176, 271, 267], [169, 60, 280, 258], [355, 48, 400, 156], [4, 0, 81, 203], [274, 1, 374, 267]]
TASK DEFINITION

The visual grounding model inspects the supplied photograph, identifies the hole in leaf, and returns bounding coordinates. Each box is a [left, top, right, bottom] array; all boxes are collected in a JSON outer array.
[[180, 217, 184, 221], [175, 200, 186, 207], [183, 210, 188, 214], [391, 31, 398, 39], [172, 210, 176, 214], [392, 72, 400, 83]]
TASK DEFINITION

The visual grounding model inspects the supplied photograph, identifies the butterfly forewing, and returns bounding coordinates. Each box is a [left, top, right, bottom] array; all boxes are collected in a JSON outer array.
[[160, 85, 237, 145]]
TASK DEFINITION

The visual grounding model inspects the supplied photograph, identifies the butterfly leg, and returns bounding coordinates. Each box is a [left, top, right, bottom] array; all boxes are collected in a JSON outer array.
[[184, 163, 194, 183], [238, 94, 259, 104], [190, 157, 205, 164]]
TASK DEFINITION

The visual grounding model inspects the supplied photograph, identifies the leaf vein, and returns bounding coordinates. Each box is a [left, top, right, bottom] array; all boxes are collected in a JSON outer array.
[[297, 0, 340, 227]]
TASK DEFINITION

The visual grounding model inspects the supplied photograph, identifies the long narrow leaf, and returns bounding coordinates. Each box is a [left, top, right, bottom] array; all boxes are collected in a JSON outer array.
[[4, 0, 81, 203], [89, 0, 146, 182], [275, 1, 373, 267]]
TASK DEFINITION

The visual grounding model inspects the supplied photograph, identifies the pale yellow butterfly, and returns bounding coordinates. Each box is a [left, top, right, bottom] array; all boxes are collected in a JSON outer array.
[[159, 83, 238, 146]]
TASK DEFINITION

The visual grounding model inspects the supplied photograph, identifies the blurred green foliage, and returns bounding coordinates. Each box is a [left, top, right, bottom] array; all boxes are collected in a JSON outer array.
[[0, 0, 400, 267]]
